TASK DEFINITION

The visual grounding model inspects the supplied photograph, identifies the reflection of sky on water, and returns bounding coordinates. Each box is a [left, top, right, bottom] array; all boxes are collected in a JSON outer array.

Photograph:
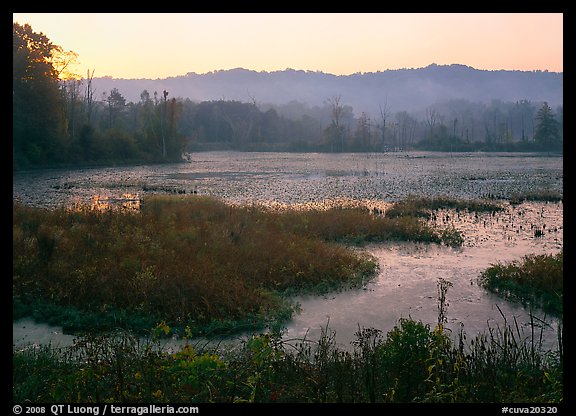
[[283, 201, 562, 352], [68, 193, 141, 212]]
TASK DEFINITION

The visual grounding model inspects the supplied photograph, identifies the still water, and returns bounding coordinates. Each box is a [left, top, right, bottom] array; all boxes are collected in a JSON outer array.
[[13, 151, 563, 351]]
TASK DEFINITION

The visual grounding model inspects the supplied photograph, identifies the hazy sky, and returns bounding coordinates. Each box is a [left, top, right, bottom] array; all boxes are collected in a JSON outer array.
[[13, 13, 563, 79]]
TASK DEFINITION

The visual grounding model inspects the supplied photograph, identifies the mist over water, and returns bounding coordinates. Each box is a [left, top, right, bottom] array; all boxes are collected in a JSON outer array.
[[13, 151, 563, 352]]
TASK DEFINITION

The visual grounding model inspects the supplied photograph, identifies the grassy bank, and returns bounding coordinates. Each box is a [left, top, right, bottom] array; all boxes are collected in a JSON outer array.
[[13, 194, 468, 336]]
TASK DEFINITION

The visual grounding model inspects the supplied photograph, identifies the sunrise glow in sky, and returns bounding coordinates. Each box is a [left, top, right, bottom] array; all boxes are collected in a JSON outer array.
[[13, 13, 563, 79]]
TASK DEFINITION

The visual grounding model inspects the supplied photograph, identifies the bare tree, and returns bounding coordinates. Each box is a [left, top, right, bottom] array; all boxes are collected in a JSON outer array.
[[378, 99, 390, 151], [84, 69, 95, 124], [354, 112, 371, 150], [161, 90, 168, 158], [425, 107, 439, 140], [326, 95, 345, 151], [59, 77, 81, 141], [247, 91, 258, 108], [396, 111, 416, 150], [245, 92, 259, 142]]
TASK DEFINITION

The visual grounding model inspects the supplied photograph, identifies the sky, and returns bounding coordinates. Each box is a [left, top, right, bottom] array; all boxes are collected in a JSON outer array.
[[12, 13, 563, 79]]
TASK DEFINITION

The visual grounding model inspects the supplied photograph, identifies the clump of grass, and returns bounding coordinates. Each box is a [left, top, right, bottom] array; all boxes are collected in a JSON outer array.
[[385, 194, 505, 219], [477, 251, 563, 317], [509, 189, 563, 205], [276, 205, 449, 245], [12, 344, 73, 402]]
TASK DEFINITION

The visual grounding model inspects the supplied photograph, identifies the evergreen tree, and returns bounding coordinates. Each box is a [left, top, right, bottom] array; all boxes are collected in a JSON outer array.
[[534, 102, 561, 150]]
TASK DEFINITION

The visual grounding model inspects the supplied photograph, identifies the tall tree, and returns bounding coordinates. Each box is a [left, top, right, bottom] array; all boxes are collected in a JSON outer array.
[[104, 88, 126, 129], [396, 111, 417, 149], [425, 107, 439, 144], [378, 100, 390, 150], [165, 96, 183, 158], [326, 95, 346, 151], [13, 22, 66, 168], [84, 69, 96, 124], [354, 112, 371, 150], [60, 78, 82, 141], [534, 102, 561, 150], [160, 90, 169, 158]]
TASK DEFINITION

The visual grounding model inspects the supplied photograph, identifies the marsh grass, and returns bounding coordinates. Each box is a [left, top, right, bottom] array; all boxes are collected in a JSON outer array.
[[477, 252, 563, 317], [275, 205, 447, 245], [16, 193, 532, 337], [13, 196, 368, 336], [509, 189, 563, 205], [385, 194, 505, 219], [14, 194, 466, 336]]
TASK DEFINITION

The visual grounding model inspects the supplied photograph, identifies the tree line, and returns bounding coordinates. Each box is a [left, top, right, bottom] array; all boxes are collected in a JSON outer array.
[[13, 22, 563, 170]]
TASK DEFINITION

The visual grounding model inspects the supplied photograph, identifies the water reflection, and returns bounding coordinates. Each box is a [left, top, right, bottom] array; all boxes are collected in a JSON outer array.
[[70, 193, 141, 212], [230, 196, 393, 215], [282, 201, 562, 352]]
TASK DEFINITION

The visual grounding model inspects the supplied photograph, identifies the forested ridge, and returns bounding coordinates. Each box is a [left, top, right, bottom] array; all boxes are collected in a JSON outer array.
[[94, 64, 562, 117], [13, 22, 563, 171]]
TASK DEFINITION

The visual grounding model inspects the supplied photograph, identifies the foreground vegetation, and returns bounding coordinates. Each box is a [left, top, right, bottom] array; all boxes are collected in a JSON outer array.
[[14, 255, 563, 403], [13, 310, 562, 403], [13, 194, 470, 336]]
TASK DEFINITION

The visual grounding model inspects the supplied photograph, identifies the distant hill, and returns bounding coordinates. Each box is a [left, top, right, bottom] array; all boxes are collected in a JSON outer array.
[[92, 64, 563, 118]]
